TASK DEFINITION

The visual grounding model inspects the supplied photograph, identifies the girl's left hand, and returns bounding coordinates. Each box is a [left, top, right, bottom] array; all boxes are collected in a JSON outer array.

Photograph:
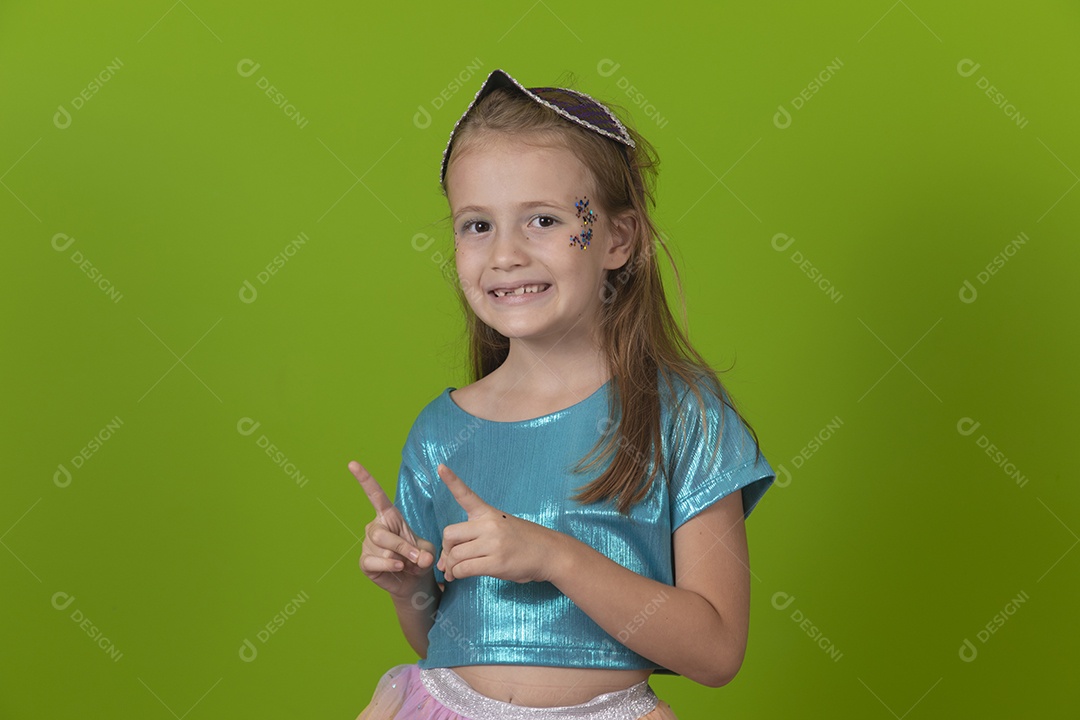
[[436, 463, 563, 584]]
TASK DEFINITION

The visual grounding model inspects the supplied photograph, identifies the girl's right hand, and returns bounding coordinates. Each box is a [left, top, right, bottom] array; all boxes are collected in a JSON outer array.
[[348, 460, 436, 600]]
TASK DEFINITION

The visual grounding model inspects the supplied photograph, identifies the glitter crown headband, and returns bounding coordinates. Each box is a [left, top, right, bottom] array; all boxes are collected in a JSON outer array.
[[439, 68, 636, 185]]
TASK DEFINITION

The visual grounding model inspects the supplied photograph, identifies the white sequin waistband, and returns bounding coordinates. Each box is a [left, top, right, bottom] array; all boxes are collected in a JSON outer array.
[[419, 667, 660, 720]]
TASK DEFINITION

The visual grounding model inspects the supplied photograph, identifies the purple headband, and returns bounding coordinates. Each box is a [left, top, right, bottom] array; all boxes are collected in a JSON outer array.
[[439, 68, 636, 185]]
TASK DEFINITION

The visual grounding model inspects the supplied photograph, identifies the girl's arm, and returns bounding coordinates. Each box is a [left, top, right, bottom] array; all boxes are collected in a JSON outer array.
[[436, 463, 751, 687], [350, 460, 441, 659], [547, 489, 750, 686], [390, 575, 442, 658]]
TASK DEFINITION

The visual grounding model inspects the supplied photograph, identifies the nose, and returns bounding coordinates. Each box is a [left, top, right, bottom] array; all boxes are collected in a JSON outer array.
[[488, 223, 529, 270]]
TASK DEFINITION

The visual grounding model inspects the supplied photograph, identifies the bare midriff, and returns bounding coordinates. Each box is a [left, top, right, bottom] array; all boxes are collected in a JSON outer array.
[[449, 665, 653, 707]]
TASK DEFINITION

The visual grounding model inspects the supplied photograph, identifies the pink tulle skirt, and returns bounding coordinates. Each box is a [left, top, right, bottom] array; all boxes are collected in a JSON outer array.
[[356, 664, 679, 720]]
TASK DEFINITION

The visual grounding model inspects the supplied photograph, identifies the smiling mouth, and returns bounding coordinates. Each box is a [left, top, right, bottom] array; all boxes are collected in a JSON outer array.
[[490, 283, 551, 298]]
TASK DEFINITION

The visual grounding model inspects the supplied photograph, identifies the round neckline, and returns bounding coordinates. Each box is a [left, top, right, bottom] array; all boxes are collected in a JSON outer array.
[[443, 379, 612, 425]]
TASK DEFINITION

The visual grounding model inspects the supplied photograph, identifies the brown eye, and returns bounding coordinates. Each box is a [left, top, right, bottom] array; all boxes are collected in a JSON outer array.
[[462, 220, 491, 234]]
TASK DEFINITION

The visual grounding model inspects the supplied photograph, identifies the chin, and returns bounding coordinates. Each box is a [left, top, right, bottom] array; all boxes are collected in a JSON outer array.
[[483, 321, 555, 343]]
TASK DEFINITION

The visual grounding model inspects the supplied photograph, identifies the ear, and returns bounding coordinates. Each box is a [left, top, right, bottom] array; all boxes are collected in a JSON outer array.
[[603, 210, 637, 271]]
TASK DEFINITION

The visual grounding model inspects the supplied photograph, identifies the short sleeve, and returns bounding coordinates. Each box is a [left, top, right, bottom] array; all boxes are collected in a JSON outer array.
[[392, 431, 445, 584], [667, 385, 775, 530]]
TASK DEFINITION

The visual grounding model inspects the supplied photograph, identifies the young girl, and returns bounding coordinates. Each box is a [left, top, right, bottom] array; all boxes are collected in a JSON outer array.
[[349, 68, 775, 720]]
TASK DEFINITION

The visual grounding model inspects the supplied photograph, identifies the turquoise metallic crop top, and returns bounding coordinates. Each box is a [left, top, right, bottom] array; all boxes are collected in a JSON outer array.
[[393, 374, 775, 672]]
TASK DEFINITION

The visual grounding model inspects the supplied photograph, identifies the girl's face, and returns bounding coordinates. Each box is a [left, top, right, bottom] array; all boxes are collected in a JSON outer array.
[[446, 133, 632, 348]]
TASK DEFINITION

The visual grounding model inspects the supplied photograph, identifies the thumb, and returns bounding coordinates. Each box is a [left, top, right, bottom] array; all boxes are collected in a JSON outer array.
[[437, 463, 489, 517]]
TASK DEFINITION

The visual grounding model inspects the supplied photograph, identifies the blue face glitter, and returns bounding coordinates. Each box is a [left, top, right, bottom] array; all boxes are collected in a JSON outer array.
[[570, 196, 597, 250]]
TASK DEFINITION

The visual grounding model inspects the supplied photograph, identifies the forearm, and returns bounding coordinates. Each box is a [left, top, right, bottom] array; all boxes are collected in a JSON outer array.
[[548, 533, 744, 687], [390, 574, 441, 658]]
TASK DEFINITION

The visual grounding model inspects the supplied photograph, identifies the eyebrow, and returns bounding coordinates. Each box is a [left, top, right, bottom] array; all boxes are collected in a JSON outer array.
[[453, 200, 567, 218]]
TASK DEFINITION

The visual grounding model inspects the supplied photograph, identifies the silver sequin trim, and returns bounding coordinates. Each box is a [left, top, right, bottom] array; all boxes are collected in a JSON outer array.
[[439, 68, 636, 185], [419, 667, 659, 720]]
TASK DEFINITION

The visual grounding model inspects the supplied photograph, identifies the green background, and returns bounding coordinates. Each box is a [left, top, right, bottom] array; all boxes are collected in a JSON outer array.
[[2, 1, 1077, 717]]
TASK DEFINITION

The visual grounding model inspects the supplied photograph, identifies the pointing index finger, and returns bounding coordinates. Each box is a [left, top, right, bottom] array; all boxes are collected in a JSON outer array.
[[437, 463, 486, 515], [348, 460, 394, 516]]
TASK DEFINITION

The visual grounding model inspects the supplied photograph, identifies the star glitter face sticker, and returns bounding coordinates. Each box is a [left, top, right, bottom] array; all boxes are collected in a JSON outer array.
[[570, 196, 597, 250]]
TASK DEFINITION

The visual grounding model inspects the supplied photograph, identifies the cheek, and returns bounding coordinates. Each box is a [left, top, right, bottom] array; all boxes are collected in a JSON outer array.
[[453, 240, 478, 262], [450, 250, 483, 297]]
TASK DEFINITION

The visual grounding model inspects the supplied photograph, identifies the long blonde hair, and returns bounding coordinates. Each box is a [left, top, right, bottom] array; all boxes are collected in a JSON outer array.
[[441, 85, 763, 513]]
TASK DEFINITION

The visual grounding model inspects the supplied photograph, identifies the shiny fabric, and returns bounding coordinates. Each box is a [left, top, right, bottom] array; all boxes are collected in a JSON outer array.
[[357, 664, 679, 720], [394, 374, 775, 672]]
